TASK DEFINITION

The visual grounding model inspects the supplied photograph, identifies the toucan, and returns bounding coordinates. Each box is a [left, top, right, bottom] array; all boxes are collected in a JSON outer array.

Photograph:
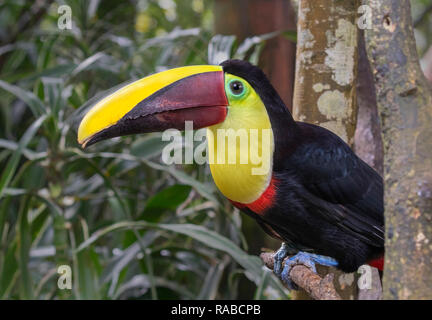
[[77, 59, 384, 288]]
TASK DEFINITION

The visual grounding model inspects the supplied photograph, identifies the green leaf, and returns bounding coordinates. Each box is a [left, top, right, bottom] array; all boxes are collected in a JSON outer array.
[[142, 184, 191, 222], [208, 34, 236, 65], [23, 64, 77, 83], [100, 232, 160, 288], [76, 221, 288, 298], [282, 30, 297, 43], [0, 242, 18, 299], [130, 134, 169, 159], [78, 221, 256, 283], [76, 250, 100, 299], [0, 139, 46, 160], [0, 115, 47, 199], [145, 185, 191, 211], [169, 167, 218, 203], [17, 196, 34, 299], [0, 80, 46, 116], [235, 31, 280, 59], [254, 268, 271, 300], [70, 52, 106, 78], [197, 259, 227, 299]]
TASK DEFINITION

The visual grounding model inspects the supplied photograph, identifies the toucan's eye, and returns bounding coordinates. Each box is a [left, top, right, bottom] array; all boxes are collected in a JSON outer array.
[[229, 80, 244, 95]]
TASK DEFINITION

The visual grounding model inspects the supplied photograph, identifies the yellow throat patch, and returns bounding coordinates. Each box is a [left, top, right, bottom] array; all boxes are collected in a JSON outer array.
[[207, 73, 274, 203]]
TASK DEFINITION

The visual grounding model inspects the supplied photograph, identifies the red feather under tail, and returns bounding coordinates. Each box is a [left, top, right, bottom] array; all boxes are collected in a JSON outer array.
[[367, 256, 384, 271]]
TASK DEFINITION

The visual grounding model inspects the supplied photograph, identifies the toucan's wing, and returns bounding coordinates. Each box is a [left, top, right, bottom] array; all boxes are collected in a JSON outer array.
[[236, 205, 313, 252], [285, 123, 384, 247]]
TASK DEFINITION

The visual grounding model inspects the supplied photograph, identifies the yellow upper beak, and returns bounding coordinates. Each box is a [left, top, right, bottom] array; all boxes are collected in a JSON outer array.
[[78, 65, 224, 147]]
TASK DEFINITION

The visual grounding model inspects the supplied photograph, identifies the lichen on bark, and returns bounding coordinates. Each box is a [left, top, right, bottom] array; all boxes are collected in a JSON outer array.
[[293, 0, 360, 147]]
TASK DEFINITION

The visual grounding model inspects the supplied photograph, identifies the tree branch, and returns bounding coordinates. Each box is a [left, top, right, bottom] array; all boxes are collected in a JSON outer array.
[[260, 252, 341, 300]]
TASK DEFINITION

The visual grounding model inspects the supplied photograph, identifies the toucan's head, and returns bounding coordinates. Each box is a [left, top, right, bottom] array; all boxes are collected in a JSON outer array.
[[78, 59, 289, 148], [78, 60, 293, 203]]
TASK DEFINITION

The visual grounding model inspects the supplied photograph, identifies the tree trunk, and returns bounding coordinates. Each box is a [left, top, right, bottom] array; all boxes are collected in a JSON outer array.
[[354, 29, 384, 300], [354, 30, 383, 176], [365, 0, 432, 300], [292, 0, 360, 300]]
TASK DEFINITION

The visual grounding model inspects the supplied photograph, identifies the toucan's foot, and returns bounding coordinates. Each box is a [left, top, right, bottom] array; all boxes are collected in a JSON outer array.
[[280, 252, 339, 290], [273, 243, 290, 277]]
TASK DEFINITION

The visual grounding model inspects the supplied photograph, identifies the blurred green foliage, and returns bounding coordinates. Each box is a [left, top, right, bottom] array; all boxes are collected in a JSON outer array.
[[412, 0, 432, 55], [0, 0, 288, 300]]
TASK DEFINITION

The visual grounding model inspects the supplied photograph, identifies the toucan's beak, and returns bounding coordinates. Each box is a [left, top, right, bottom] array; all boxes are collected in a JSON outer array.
[[78, 65, 228, 148]]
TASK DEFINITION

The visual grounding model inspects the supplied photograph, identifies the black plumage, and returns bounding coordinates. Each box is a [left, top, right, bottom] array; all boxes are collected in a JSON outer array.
[[221, 60, 384, 272]]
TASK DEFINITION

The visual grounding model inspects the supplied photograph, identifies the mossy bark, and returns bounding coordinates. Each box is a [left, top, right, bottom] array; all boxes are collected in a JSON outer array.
[[365, 0, 432, 300], [292, 0, 360, 300]]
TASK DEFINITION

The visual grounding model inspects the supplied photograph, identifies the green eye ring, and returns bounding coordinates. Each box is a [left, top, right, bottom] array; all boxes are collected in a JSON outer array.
[[227, 79, 247, 98]]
